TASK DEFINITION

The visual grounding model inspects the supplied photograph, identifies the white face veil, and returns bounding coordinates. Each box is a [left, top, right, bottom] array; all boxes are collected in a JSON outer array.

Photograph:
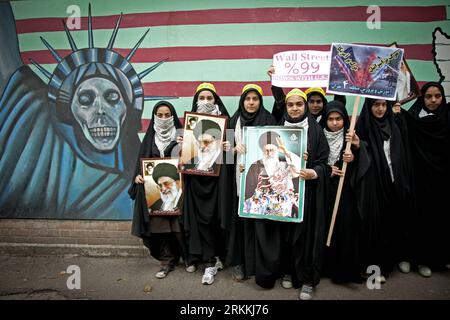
[[153, 115, 176, 157]]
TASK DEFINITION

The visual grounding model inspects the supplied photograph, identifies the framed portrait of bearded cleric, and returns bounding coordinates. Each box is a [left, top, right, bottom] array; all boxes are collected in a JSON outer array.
[[179, 112, 228, 177], [141, 158, 182, 216], [238, 127, 307, 223]]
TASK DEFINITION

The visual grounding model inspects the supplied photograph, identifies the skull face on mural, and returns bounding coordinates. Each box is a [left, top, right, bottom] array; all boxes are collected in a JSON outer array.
[[71, 77, 127, 151], [31, 7, 170, 173]]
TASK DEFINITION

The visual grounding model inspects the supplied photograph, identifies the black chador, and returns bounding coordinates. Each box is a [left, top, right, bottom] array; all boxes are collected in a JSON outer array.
[[319, 101, 368, 284], [355, 98, 415, 276], [225, 85, 276, 286], [279, 104, 329, 289], [401, 82, 450, 268], [182, 87, 232, 265], [248, 87, 330, 289], [129, 101, 187, 265]]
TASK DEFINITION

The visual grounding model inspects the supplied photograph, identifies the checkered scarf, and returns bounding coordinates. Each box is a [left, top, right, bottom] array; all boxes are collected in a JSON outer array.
[[323, 127, 344, 166]]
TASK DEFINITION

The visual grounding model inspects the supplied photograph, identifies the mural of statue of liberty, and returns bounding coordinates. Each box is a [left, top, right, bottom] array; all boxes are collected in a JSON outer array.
[[0, 3, 172, 219]]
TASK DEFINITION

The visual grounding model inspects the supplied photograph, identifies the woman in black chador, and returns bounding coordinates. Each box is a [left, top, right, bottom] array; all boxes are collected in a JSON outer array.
[[355, 98, 415, 284], [226, 84, 277, 284], [181, 83, 232, 285], [319, 101, 368, 284], [398, 82, 450, 277], [129, 101, 187, 279], [267, 88, 329, 300]]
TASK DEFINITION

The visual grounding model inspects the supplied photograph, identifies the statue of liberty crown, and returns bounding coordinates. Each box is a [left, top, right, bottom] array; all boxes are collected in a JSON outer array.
[[30, 3, 173, 112]]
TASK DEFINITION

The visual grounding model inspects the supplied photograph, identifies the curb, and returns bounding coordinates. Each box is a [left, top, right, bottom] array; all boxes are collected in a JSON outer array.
[[0, 242, 147, 257]]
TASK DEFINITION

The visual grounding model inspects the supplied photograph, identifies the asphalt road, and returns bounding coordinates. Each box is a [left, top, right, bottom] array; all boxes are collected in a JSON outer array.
[[0, 254, 449, 301]]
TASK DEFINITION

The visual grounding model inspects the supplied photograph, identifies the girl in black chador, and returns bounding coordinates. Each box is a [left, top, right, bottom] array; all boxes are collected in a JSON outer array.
[[129, 101, 187, 279], [355, 98, 415, 284], [397, 82, 450, 277]]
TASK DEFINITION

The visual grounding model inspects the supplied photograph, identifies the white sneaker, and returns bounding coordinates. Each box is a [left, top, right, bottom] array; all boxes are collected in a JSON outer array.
[[418, 265, 432, 278], [281, 275, 293, 289], [299, 284, 313, 300], [185, 264, 197, 273], [215, 256, 224, 271], [155, 265, 174, 279], [202, 266, 217, 285], [398, 261, 411, 274], [155, 270, 167, 279], [375, 275, 386, 284]]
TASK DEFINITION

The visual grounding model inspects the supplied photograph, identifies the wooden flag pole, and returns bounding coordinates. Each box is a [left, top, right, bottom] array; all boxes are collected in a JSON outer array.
[[326, 95, 360, 247]]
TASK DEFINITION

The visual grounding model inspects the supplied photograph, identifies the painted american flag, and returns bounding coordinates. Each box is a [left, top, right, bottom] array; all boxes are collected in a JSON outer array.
[[12, 0, 450, 141]]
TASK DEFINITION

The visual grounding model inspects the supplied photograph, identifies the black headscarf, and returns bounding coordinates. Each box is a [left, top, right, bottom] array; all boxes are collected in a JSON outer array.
[[229, 88, 276, 129], [405, 82, 450, 164], [191, 88, 230, 118], [405, 82, 449, 153], [307, 90, 328, 120], [307, 90, 328, 104], [320, 100, 349, 131], [405, 82, 449, 160], [409, 82, 447, 117], [356, 98, 393, 192], [356, 97, 414, 206], [319, 100, 349, 166], [357, 98, 393, 140]]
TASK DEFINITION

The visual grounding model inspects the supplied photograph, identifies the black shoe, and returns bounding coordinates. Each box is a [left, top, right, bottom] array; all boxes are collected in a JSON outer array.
[[232, 264, 247, 281]]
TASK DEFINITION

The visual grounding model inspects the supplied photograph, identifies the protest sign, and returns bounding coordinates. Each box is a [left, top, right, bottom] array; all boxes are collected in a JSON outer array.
[[272, 50, 330, 88], [327, 43, 404, 100]]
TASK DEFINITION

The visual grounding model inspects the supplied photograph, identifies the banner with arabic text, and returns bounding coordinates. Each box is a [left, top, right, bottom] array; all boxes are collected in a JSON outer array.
[[327, 43, 404, 100]]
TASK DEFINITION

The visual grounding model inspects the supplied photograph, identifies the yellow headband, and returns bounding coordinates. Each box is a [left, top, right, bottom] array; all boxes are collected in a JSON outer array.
[[242, 83, 263, 96], [196, 82, 216, 94], [285, 88, 307, 102], [305, 87, 326, 97]]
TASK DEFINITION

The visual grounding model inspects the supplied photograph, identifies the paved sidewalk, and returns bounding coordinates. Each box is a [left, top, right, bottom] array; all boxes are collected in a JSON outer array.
[[0, 254, 449, 300]]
